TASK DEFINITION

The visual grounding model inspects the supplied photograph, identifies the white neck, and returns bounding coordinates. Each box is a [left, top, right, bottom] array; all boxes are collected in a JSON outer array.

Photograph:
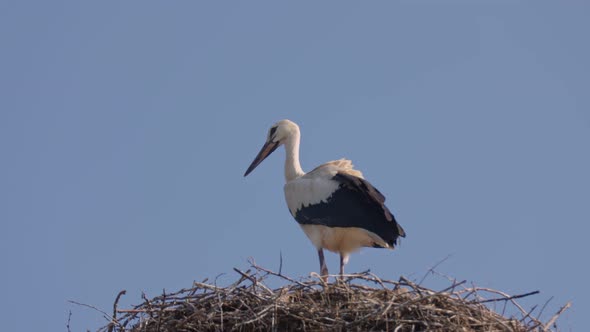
[[283, 130, 305, 182]]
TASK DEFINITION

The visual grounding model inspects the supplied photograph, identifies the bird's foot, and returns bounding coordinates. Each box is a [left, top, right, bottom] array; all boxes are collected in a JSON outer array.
[[320, 267, 329, 283]]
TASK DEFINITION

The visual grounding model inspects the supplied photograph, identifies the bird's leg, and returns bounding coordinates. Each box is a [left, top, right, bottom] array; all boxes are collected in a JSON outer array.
[[318, 249, 329, 282], [339, 253, 348, 281]]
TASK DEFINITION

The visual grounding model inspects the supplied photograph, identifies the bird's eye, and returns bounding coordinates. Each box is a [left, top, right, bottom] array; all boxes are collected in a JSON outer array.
[[269, 126, 278, 139]]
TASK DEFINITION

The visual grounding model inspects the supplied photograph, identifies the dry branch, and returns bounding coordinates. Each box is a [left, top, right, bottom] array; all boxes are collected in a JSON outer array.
[[90, 265, 568, 332]]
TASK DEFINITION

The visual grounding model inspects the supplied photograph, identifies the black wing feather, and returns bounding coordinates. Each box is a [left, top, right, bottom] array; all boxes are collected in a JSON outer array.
[[293, 172, 406, 247]]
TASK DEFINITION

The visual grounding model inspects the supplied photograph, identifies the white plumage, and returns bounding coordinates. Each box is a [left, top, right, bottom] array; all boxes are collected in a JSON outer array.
[[284, 170, 341, 215], [244, 119, 405, 280]]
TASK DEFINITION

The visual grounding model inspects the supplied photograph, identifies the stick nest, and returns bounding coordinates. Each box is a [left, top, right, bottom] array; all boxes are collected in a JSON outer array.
[[99, 263, 568, 332]]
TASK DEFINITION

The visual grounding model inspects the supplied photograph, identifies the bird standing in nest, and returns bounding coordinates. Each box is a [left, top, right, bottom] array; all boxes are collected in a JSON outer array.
[[244, 119, 405, 281]]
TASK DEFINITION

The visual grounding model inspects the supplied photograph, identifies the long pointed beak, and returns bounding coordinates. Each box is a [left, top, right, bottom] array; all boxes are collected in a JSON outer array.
[[244, 140, 280, 177]]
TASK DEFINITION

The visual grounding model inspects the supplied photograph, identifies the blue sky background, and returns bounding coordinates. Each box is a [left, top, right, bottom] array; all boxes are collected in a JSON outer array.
[[1, 1, 588, 331]]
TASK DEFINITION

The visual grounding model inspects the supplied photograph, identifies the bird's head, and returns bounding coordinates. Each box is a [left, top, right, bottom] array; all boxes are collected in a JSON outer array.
[[244, 119, 299, 177]]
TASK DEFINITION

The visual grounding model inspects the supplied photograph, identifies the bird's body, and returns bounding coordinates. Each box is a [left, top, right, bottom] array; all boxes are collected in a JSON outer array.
[[244, 120, 405, 280]]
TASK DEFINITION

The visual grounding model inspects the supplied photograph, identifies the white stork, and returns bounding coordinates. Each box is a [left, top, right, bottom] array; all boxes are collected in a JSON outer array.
[[244, 119, 405, 280]]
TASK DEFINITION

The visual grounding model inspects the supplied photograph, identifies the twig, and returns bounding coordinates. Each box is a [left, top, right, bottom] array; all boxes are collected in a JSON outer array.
[[233, 267, 273, 295], [141, 292, 154, 319], [439, 280, 467, 294], [107, 290, 126, 332], [116, 308, 178, 313], [477, 290, 540, 304], [68, 300, 114, 323], [520, 304, 537, 324], [468, 287, 529, 316], [279, 251, 283, 276], [66, 310, 72, 332], [218, 289, 224, 331], [418, 254, 453, 285], [250, 260, 310, 289], [536, 296, 553, 321], [544, 301, 572, 330], [155, 289, 166, 332]]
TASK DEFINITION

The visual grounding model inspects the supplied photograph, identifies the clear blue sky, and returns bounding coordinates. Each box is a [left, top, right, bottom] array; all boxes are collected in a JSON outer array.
[[1, 1, 588, 330]]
